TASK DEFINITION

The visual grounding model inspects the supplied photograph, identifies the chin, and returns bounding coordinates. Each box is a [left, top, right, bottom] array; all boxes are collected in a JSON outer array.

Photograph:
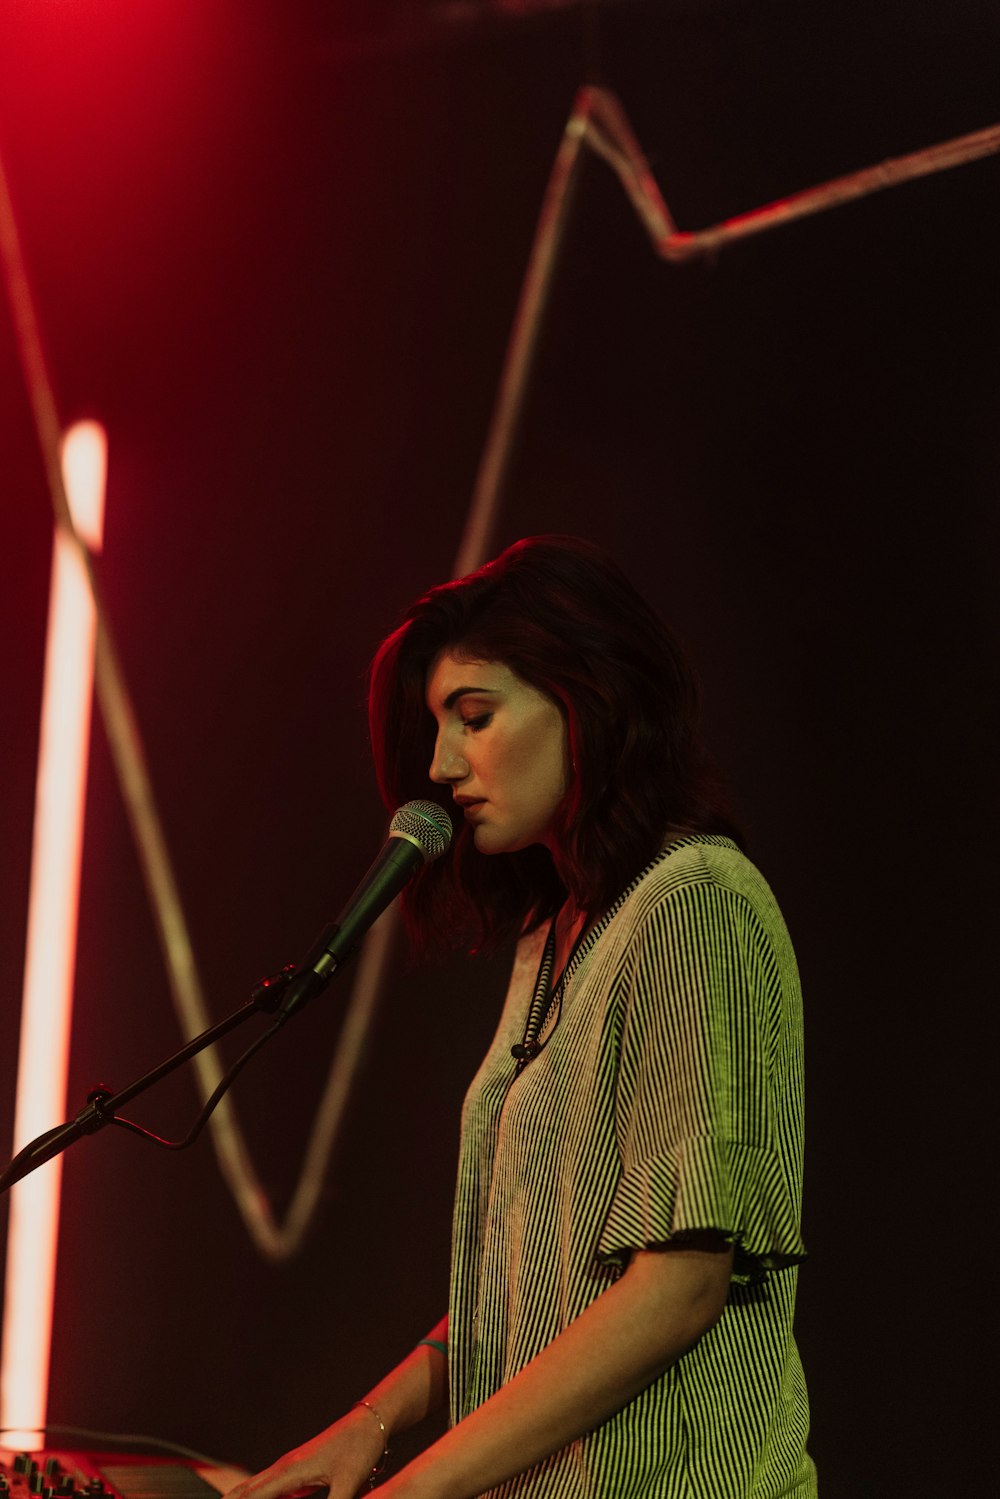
[[473, 825, 540, 856], [472, 826, 507, 855]]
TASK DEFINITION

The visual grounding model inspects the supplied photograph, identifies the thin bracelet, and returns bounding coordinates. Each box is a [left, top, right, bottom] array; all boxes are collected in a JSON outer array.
[[417, 1337, 448, 1357], [353, 1399, 390, 1486]]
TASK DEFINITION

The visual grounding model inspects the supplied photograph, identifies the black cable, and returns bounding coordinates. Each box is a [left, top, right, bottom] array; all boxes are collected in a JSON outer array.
[[0, 1426, 237, 1469], [108, 1017, 286, 1152]]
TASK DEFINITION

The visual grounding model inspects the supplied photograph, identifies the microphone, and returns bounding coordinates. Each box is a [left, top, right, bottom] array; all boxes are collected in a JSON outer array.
[[277, 799, 453, 1019]]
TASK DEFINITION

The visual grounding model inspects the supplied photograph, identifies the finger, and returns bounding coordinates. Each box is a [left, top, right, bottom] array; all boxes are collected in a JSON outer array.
[[225, 1460, 325, 1499]]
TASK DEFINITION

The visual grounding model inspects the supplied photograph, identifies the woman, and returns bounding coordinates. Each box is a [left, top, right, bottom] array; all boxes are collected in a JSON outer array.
[[228, 535, 815, 1498]]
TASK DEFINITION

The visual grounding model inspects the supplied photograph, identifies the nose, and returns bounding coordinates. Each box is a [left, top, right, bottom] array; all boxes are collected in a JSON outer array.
[[429, 730, 469, 785]]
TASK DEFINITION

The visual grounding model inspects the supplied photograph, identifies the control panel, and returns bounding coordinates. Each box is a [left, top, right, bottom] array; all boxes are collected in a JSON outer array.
[[0, 1452, 227, 1499]]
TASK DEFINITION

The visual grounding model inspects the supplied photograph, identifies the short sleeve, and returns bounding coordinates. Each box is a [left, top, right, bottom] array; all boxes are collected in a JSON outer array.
[[595, 876, 807, 1284]]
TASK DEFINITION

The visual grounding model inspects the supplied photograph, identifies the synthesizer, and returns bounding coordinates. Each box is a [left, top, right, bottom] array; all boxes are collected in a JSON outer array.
[[0, 1451, 246, 1499]]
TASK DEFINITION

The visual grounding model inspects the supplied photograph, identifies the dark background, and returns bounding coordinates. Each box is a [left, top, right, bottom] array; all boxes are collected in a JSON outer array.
[[1, 2, 996, 1494]]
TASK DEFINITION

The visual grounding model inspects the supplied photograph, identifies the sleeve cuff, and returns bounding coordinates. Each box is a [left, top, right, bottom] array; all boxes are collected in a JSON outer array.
[[596, 1135, 807, 1284]]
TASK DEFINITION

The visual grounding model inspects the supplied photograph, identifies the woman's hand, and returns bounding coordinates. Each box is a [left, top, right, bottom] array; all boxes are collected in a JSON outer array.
[[369, 1240, 734, 1499], [222, 1406, 386, 1499]]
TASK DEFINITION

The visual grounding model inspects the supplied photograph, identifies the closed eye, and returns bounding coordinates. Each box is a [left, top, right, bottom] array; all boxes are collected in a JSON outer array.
[[462, 713, 492, 731]]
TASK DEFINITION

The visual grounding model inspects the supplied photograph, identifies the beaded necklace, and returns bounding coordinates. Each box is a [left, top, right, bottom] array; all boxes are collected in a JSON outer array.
[[510, 916, 589, 1074]]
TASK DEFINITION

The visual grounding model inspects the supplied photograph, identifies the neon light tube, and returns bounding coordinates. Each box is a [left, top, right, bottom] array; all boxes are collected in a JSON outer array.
[[0, 421, 107, 1450]]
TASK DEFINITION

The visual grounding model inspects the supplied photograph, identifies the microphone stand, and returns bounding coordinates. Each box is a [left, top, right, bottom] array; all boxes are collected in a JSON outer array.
[[0, 967, 299, 1196], [1, 802, 451, 1197]]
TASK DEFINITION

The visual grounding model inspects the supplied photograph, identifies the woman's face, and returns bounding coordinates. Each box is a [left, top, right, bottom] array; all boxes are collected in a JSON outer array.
[[425, 650, 569, 855]]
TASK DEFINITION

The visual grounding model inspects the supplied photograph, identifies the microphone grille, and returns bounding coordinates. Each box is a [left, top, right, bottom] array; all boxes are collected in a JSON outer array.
[[390, 800, 454, 862]]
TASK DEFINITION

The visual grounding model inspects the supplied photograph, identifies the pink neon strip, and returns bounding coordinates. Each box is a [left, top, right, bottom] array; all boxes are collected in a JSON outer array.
[[0, 422, 106, 1449]]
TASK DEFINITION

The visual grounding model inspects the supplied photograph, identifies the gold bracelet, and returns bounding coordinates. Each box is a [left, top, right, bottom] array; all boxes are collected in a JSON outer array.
[[353, 1398, 390, 1484]]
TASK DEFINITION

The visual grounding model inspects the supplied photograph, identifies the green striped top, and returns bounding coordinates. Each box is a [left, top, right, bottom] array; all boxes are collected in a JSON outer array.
[[448, 837, 816, 1497]]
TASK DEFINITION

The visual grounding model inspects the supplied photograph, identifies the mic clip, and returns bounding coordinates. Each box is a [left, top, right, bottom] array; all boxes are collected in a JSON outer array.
[[250, 964, 297, 1013]]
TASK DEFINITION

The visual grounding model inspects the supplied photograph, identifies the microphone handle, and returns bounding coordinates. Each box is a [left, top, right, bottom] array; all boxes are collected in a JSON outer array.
[[279, 834, 424, 1020]]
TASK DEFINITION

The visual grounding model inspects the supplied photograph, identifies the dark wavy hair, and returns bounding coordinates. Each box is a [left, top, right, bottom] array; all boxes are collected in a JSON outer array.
[[368, 535, 742, 956]]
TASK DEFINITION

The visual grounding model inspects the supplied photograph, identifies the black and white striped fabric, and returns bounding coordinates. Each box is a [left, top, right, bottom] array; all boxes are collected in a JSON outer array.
[[448, 837, 816, 1497]]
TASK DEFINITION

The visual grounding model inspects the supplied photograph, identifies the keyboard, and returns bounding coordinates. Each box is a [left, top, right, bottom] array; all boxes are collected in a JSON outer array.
[[0, 1452, 239, 1499]]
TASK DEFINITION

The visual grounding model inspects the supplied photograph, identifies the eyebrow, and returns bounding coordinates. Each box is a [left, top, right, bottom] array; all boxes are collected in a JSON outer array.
[[441, 685, 500, 711]]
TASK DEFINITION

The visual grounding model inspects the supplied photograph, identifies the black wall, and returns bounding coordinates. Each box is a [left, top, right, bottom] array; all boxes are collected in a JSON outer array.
[[1, 3, 995, 1494]]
